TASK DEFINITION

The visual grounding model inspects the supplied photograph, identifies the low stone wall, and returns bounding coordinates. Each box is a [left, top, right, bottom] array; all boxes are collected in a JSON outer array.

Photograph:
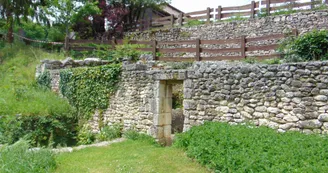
[[126, 10, 328, 57], [127, 10, 328, 41], [36, 58, 110, 92]]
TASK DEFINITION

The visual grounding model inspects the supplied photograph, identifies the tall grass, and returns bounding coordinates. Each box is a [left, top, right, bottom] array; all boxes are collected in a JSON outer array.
[[174, 122, 328, 172], [0, 139, 56, 173], [0, 43, 72, 116]]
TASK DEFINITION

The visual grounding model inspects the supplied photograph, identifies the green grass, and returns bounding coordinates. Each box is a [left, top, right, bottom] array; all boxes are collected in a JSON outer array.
[[0, 139, 56, 173], [0, 43, 72, 116], [55, 140, 209, 173], [174, 122, 328, 173]]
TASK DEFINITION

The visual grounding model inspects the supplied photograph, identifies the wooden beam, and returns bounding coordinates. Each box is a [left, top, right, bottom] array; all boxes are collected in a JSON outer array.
[[250, 1, 255, 19], [196, 38, 201, 61], [153, 40, 157, 60], [241, 36, 246, 59], [217, 6, 222, 21], [206, 7, 211, 24], [266, 0, 271, 16]]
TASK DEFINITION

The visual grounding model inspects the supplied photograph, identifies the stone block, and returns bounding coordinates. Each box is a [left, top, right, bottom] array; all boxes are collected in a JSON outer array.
[[298, 120, 322, 129], [318, 114, 328, 122], [184, 100, 197, 110]]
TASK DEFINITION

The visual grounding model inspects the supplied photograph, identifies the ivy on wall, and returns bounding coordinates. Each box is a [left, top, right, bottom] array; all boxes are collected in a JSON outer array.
[[37, 70, 51, 89], [59, 64, 122, 120]]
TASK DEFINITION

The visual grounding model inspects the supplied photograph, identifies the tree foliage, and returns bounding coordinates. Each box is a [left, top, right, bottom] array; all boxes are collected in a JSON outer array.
[[0, 0, 50, 43]]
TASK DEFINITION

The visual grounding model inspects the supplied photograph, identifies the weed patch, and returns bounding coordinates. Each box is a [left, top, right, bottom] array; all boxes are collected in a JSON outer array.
[[174, 122, 328, 172]]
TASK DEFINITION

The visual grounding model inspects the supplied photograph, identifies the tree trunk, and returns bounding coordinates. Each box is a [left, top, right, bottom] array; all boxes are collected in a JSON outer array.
[[6, 10, 14, 44]]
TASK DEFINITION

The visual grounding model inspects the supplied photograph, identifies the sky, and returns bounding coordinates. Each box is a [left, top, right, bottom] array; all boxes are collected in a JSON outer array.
[[170, 0, 252, 13]]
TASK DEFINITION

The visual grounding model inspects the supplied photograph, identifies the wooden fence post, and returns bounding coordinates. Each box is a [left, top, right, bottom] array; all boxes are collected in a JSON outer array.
[[178, 13, 183, 26], [266, 0, 271, 16], [250, 1, 255, 19], [64, 36, 69, 51], [153, 40, 157, 60], [170, 14, 175, 27], [206, 7, 211, 24], [195, 38, 201, 61], [241, 36, 246, 59], [217, 6, 222, 21], [311, 0, 315, 9]]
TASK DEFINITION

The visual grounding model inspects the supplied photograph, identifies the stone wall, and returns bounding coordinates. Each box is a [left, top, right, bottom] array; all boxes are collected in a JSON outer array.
[[42, 60, 328, 143], [126, 10, 328, 57], [96, 61, 328, 136], [183, 61, 328, 134], [127, 10, 328, 41]]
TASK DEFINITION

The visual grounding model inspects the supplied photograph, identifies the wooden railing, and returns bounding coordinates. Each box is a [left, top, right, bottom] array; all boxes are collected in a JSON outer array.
[[127, 0, 326, 31], [66, 29, 298, 61]]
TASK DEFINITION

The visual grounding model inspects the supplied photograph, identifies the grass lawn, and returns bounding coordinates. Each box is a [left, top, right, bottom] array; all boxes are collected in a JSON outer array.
[[55, 140, 209, 173]]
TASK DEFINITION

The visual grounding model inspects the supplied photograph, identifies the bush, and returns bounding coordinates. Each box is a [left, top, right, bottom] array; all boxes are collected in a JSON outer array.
[[185, 20, 205, 27], [0, 114, 77, 147], [77, 124, 95, 145], [96, 124, 123, 142], [124, 130, 156, 144], [0, 139, 57, 173], [279, 30, 328, 62], [174, 122, 328, 172]]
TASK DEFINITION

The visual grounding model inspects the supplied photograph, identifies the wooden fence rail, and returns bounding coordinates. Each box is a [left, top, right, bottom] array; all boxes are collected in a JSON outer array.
[[66, 29, 298, 62], [127, 0, 326, 31]]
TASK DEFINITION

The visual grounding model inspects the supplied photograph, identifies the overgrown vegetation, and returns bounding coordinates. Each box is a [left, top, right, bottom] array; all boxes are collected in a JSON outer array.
[[59, 64, 121, 120], [77, 124, 96, 145], [0, 139, 57, 173], [184, 19, 205, 27], [124, 130, 157, 144], [243, 57, 281, 64], [69, 43, 147, 62], [279, 30, 328, 62], [0, 43, 78, 147], [174, 122, 328, 172], [96, 124, 123, 142]]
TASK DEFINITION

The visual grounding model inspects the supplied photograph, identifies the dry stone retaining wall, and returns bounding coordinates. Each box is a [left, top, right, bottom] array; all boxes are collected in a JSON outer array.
[[126, 10, 328, 57]]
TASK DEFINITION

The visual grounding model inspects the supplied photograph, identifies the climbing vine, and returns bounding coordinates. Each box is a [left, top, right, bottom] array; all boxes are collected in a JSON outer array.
[[37, 70, 51, 89], [59, 64, 122, 120]]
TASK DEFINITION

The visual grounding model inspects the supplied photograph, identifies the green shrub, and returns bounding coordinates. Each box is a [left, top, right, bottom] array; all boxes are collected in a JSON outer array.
[[174, 122, 328, 172], [69, 43, 146, 62], [279, 30, 328, 62], [96, 124, 123, 142], [37, 70, 51, 90], [0, 114, 77, 147], [185, 20, 205, 27], [0, 139, 57, 173], [77, 124, 95, 145], [243, 57, 257, 64], [59, 64, 121, 119], [124, 130, 156, 144]]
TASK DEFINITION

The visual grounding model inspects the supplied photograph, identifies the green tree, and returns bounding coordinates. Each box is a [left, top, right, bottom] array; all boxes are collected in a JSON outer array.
[[50, 0, 100, 36], [0, 0, 49, 43]]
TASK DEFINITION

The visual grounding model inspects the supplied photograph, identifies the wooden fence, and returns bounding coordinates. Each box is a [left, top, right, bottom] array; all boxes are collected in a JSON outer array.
[[128, 0, 326, 31], [66, 29, 298, 62]]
